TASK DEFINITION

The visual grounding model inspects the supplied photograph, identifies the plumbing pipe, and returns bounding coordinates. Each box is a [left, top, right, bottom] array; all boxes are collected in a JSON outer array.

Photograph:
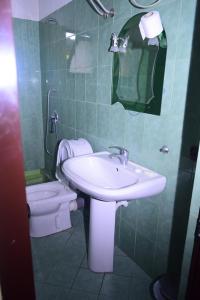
[[69, 197, 85, 211], [116, 201, 128, 211], [45, 88, 57, 156]]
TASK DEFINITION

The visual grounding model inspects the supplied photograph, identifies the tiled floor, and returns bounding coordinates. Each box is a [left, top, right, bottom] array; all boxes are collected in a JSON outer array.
[[31, 210, 152, 300]]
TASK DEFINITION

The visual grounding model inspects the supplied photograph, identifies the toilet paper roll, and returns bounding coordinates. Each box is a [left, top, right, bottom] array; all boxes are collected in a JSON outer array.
[[139, 11, 163, 40]]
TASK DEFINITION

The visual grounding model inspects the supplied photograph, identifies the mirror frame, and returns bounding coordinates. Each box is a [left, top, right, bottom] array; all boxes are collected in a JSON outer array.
[[111, 13, 167, 115]]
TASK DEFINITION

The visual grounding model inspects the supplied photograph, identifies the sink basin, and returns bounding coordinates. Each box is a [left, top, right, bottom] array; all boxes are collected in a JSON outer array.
[[62, 151, 166, 202], [62, 151, 166, 273]]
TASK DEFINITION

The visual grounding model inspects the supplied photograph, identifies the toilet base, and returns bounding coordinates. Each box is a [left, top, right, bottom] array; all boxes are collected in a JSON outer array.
[[29, 201, 72, 237], [26, 181, 77, 237]]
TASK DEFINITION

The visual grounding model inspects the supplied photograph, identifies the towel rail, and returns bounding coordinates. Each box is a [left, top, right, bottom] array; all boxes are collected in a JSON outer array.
[[87, 0, 114, 18], [88, 0, 161, 17], [129, 0, 160, 9]]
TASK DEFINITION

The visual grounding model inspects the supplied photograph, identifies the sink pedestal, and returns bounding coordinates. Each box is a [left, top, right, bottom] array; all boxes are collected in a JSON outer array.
[[88, 198, 116, 273], [62, 151, 166, 272]]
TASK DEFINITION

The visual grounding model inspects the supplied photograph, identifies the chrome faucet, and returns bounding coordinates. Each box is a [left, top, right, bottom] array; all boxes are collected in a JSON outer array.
[[109, 146, 129, 166]]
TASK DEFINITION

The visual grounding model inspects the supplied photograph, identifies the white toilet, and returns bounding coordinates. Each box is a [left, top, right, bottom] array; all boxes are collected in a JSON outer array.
[[26, 138, 93, 237], [26, 181, 77, 237]]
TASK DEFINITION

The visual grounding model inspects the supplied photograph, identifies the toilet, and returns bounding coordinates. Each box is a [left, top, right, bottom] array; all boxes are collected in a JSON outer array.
[[26, 138, 93, 237], [26, 181, 77, 237]]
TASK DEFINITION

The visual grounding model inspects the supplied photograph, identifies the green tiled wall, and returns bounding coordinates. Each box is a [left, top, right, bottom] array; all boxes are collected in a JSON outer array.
[[178, 144, 200, 299], [39, 0, 197, 278], [13, 18, 44, 171], [177, 1, 200, 297]]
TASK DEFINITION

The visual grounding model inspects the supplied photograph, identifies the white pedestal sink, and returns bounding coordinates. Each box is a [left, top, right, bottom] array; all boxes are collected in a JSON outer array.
[[62, 151, 166, 272]]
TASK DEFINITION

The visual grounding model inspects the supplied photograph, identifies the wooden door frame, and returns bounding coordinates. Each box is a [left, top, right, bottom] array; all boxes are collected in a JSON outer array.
[[0, 0, 35, 299]]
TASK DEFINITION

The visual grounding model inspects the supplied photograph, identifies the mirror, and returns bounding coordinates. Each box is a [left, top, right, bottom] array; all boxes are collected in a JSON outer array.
[[111, 13, 167, 115]]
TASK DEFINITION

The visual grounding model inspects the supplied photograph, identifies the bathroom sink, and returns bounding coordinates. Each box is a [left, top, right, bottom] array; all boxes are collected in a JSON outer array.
[[62, 151, 166, 202], [62, 151, 166, 272]]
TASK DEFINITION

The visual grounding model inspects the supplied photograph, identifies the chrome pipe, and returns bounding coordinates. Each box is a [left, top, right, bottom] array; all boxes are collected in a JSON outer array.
[[95, 0, 114, 17], [88, 0, 114, 18], [88, 0, 105, 16], [45, 88, 57, 156]]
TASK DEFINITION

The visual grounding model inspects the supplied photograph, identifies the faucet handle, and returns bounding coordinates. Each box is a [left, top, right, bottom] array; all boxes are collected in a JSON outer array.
[[109, 146, 128, 156]]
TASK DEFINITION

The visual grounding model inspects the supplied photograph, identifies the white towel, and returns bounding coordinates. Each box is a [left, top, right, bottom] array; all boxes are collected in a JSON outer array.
[[55, 138, 93, 183], [67, 138, 93, 157], [69, 40, 93, 74]]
